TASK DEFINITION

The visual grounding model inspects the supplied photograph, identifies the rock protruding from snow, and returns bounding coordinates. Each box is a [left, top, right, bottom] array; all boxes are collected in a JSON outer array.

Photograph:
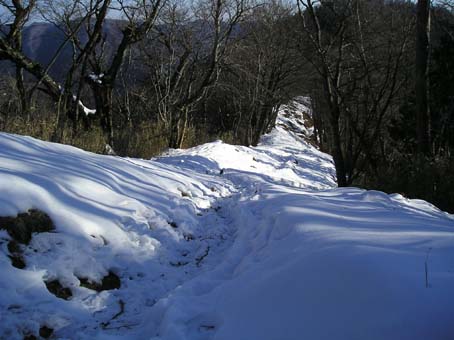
[[276, 96, 315, 140], [0, 209, 54, 245]]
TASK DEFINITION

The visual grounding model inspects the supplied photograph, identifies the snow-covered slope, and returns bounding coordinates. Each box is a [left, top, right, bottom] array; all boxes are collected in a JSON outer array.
[[1, 100, 453, 339]]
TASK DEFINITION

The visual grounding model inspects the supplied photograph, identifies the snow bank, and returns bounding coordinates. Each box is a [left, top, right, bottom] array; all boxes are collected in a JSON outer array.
[[0, 133, 232, 339]]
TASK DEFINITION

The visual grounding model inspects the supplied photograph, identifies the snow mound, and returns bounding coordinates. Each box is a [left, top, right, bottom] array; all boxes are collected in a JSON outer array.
[[0, 133, 233, 339], [0, 99, 454, 339], [159, 98, 334, 191]]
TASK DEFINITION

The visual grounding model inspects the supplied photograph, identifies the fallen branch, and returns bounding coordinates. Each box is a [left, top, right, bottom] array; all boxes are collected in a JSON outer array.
[[196, 246, 210, 267], [425, 247, 432, 288], [101, 299, 125, 329]]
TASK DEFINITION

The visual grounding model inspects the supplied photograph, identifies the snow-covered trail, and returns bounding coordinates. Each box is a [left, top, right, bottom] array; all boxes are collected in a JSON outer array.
[[147, 134, 454, 339], [0, 133, 239, 339], [1, 98, 454, 339], [146, 184, 454, 340]]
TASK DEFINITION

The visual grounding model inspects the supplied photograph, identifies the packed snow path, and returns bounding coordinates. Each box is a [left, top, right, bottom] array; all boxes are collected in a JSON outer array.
[[1, 99, 454, 339]]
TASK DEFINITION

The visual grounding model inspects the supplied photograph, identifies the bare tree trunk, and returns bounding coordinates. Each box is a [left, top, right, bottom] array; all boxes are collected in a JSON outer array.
[[168, 112, 180, 149], [15, 66, 30, 116], [177, 108, 189, 149], [329, 114, 348, 187], [13, 34, 30, 117], [51, 95, 66, 143], [92, 85, 115, 149], [416, 0, 431, 156], [166, 107, 189, 149]]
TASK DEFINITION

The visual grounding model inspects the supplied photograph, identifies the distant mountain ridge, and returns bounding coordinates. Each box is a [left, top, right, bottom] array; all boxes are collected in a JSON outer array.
[[1, 19, 124, 79]]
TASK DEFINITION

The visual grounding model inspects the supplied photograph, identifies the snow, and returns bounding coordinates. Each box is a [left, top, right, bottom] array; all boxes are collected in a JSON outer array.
[[89, 73, 105, 85], [0, 99, 453, 339], [73, 95, 96, 115], [79, 102, 96, 116]]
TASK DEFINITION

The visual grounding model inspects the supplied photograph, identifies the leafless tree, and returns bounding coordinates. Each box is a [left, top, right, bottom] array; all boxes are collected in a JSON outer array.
[[142, 0, 250, 148], [297, 0, 413, 186], [226, 0, 301, 145], [0, 0, 165, 149], [416, 0, 431, 156], [87, 0, 164, 148], [0, 0, 36, 116]]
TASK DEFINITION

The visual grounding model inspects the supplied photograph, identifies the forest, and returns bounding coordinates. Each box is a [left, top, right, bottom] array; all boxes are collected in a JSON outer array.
[[0, 0, 453, 212]]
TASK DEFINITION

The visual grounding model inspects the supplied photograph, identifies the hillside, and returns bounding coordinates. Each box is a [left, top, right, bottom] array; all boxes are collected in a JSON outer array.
[[0, 20, 125, 80], [0, 100, 453, 339]]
